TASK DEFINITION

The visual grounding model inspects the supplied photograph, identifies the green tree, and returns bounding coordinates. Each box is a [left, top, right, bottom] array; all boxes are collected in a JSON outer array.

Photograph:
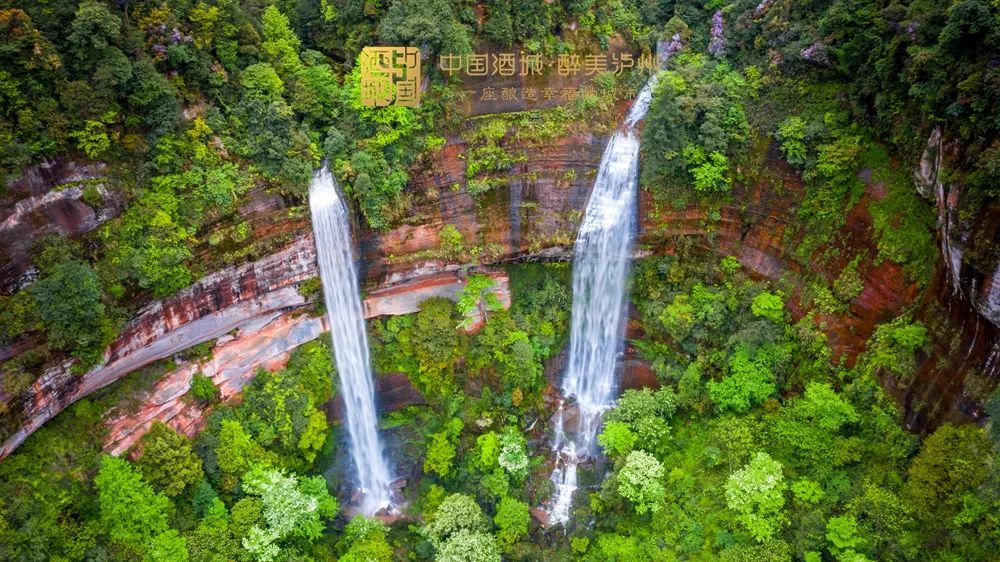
[[136, 422, 204, 497], [424, 418, 464, 478], [494, 496, 529, 551], [725, 452, 788, 542], [903, 423, 990, 525], [240, 466, 338, 561], [751, 292, 785, 323], [436, 529, 501, 562], [708, 347, 776, 413], [241, 63, 285, 100], [30, 259, 113, 362], [215, 420, 273, 492], [617, 450, 666, 515], [94, 456, 182, 557], [260, 6, 302, 75], [496, 427, 529, 480], [598, 421, 638, 458], [338, 516, 393, 562], [424, 493, 489, 548]]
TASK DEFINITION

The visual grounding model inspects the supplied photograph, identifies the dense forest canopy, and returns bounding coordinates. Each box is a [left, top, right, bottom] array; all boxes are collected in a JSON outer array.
[[1, 1, 1000, 561]]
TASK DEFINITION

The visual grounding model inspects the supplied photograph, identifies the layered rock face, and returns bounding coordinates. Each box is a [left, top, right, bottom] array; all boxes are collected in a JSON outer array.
[[0, 160, 123, 293], [899, 129, 1000, 431], [2, 125, 998, 458]]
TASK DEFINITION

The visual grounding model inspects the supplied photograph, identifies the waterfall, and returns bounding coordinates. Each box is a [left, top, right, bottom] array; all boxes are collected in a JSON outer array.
[[309, 166, 394, 515], [547, 77, 657, 525]]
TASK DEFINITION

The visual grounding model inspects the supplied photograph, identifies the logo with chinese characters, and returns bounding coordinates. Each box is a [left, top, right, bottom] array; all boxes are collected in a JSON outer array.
[[359, 46, 421, 107]]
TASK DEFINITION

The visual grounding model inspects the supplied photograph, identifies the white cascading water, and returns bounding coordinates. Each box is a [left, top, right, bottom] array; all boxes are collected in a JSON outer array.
[[309, 166, 394, 515], [547, 77, 657, 525]]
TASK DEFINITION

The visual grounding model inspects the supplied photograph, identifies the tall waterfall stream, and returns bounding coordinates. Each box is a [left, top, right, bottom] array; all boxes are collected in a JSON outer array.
[[309, 166, 394, 515], [547, 77, 657, 525]]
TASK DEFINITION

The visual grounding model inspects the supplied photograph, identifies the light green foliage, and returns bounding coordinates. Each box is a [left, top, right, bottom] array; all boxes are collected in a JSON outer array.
[[148, 528, 189, 561], [751, 291, 785, 323], [95, 456, 183, 557], [239, 466, 337, 561], [338, 516, 393, 562], [792, 479, 825, 506], [861, 317, 928, 380], [424, 418, 464, 478], [605, 387, 676, 456], [598, 421, 638, 458], [683, 144, 731, 192], [190, 373, 219, 404], [776, 116, 808, 167], [99, 183, 193, 298], [772, 383, 860, 480], [215, 419, 274, 492], [456, 274, 503, 329], [708, 347, 777, 413], [826, 515, 865, 555], [259, 6, 302, 76], [235, 341, 333, 469], [241, 63, 285, 100], [494, 496, 529, 551], [436, 529, 502, 562], [136, 422, 203, 497], [424, 493, 489, 548], [68, 112, 114, 158], [496, 427, 529, 480], [439, 224, 464, 259], [657, 282, 728, 344], [617, 450, 666, 515], [725, 452, 788, 542]]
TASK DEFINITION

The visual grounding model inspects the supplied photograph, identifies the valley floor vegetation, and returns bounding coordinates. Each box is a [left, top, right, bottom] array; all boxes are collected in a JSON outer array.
[[2, 1, 1000, 561]]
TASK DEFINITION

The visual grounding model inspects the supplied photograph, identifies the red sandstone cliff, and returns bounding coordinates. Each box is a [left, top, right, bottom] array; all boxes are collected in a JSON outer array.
[[2, 123, 998, 459]]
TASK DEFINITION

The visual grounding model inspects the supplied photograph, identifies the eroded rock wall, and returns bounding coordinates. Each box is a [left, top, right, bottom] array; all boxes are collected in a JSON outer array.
[[3, 124, 999, 460]]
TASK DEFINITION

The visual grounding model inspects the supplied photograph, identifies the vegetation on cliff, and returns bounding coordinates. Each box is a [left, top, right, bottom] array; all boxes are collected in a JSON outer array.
[[1, 1, 1000, 562]]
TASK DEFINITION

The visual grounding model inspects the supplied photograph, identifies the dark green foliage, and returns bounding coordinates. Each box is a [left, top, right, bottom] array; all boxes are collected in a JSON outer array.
[[2, 3, 1000, 562], [30, 259, 114, 365], [378, 0, 473, 58], [641, 54, 751, 199], [372, 297, 466, 397]]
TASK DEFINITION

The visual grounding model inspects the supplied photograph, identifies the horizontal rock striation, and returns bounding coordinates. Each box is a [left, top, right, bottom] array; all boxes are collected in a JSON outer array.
[[3, 122, 999, 460]]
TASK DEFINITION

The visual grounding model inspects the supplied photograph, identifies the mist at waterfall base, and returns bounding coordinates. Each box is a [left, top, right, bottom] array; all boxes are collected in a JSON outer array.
[[547, 77, 657, 525], [309, 166, 394, 515]]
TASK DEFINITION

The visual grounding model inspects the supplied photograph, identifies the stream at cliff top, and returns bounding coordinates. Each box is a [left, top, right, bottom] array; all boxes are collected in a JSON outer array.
[[309, 166, 394, 515], [547, 75, 657, 525]]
